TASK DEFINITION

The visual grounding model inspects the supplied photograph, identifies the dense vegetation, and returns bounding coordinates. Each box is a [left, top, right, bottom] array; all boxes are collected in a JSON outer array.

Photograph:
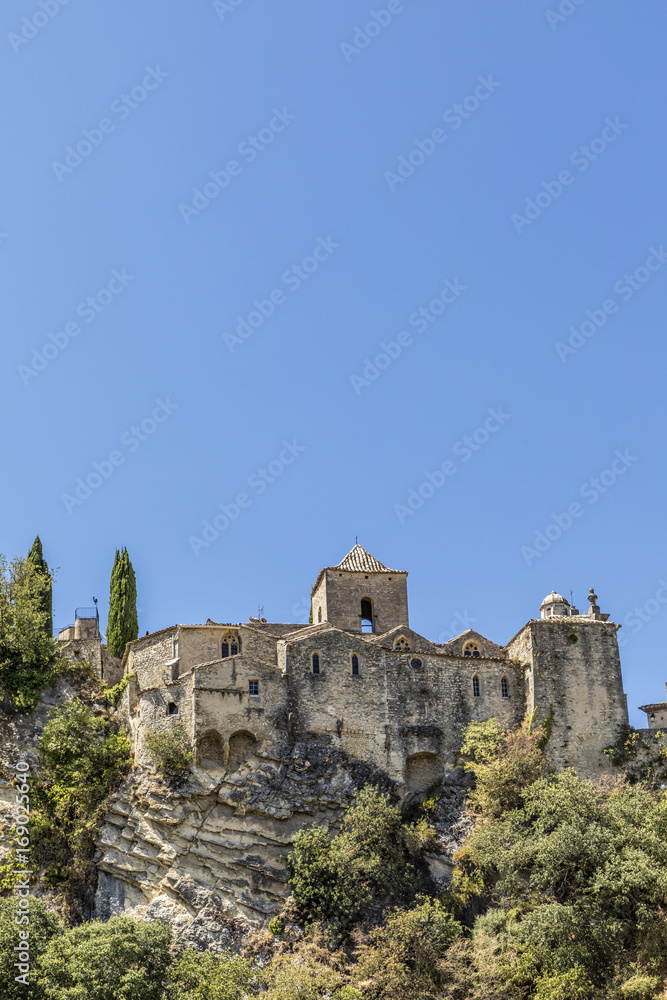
[[0, 551, 67, 712], [106, 547, 138, 657], [30, 699, 132, 921], [6, 718, 667, 998]]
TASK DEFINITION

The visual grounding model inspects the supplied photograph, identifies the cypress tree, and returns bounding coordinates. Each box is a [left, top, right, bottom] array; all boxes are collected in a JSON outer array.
[[27, 535, 52, 636], [106, 548, 138, 657]]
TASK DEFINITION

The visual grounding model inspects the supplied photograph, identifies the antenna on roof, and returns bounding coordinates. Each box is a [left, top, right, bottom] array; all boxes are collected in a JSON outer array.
[[355, 535, 358, 544]]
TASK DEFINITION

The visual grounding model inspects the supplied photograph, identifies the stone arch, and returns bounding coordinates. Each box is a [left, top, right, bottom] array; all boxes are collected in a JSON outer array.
[[197, 729, 225, 771], [405, 752, 444, 797], [228, 730, 258, 772]]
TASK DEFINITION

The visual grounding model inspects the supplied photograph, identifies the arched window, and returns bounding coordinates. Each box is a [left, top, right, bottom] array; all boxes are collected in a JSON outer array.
[[501, 677, 510, 698], [221, 632, 239, 658], [351, 654, 359, 676], [168, 702, 178, 715], [312, 652, 320, 674], [463, 641, 480, 658], [361, 598, 373, 633], [472, 676, 480, 698], [394, 636, 410, 651]]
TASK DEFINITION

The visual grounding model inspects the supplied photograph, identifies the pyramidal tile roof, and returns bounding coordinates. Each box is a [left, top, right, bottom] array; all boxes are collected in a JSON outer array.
[[334, 544, 402, 574]]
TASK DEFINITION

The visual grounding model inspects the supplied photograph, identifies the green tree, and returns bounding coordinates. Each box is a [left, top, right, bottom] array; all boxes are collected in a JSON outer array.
[[27, 536, 52, 637], [357, 896, 462, 1000], [0, 896, 63, 1000], [32, 699, 132, 919], [37, 916, 171, 1000], [106, 548, 138, 657], [0, 553, 62, 711], [288, 786, 425, 942], [168, 948, 254, 1000]]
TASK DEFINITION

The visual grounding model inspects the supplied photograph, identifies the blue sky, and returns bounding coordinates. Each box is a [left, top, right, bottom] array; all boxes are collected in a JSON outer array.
[[1, 1, 666, 726]]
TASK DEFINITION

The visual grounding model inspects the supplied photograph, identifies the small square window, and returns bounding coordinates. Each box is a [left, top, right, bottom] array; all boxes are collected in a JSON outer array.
[[249, 680, 259, 696]]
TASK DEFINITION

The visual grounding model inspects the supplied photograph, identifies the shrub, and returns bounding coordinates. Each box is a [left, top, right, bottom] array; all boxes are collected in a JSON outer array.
[[37, 916, 172, 1000], [0, 896, 63, 1000], [268, 916, 284, 936], [32, 699, 132, 919], [533, 966, 595, 999], [259, 950, 361, 1000], [460, 716, 548, 819], [168, 947, 254, 1000], [288, 786, 425, 942], [356, 896, 461, 999], [101, 673, 132, 709], [143, 722, 193, 778]]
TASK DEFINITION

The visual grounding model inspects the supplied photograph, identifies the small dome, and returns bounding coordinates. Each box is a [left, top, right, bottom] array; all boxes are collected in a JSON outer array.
[[541, 590, 569, 608], [540, 591, 570, 619]]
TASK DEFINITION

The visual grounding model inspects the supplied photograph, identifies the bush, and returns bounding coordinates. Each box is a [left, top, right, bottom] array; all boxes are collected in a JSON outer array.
[[168, 947, 254, 1000], [533, 966, 595, 999], [356, 896, 461, 999], [32, 699, 132, 918], [0, 896, 63, 1000], [268, 916, 283, 936], [0, 554, 64, 712], [460, 716, 548, 819], [288, 786, 425, 942], [259, 950, 362, 1000], [143, 722, 193, 778], [37, 916, 171, 1000]]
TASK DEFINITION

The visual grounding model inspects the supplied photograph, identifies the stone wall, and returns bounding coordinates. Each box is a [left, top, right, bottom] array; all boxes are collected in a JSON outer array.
[[508, 617, 628, 775]]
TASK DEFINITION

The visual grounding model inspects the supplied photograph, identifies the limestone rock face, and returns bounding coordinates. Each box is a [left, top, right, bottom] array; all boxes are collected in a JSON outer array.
[[93, 739, 400, 944]]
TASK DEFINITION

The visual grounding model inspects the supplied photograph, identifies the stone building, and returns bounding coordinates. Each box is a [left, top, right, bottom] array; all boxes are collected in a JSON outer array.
[[118, 546, 630, 787]]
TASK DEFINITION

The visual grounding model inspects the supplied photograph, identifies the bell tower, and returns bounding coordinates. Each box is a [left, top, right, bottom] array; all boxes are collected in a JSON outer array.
[[310, 545, 409, 634]]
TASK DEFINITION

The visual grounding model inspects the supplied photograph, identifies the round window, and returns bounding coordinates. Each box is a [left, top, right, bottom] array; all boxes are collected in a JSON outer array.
[[410, 657, 423, 671]]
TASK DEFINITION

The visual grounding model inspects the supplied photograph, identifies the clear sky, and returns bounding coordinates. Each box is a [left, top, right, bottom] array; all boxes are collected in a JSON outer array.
[[1, 1, 666, 726]]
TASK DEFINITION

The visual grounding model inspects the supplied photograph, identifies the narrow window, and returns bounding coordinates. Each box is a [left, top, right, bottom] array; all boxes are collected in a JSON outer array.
[[249, 680, 259, 696], [312, 653, 320, 674], [168, 702, 178, 715], [501, 677, 510, 698], [361, 599, 373, 633], [318, 607, 322, 622], [472, 676, 480, 698], [351, 654, 359, 675], [221, 642, 229, 658]]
